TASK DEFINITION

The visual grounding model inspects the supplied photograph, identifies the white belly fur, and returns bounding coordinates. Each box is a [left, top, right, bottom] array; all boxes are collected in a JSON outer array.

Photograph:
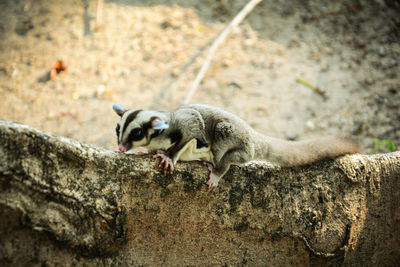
[[173, 138, 213, 164]]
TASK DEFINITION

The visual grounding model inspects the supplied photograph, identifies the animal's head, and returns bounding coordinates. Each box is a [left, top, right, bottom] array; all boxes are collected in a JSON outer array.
[[112, 104, 169, 152]]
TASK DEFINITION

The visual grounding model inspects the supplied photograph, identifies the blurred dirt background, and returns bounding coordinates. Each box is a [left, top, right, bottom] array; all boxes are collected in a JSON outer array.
[[0, 0, 399, 152]]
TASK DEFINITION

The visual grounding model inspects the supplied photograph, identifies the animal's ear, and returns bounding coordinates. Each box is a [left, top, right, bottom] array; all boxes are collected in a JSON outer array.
[[113, 104, 127, 117], [152, 118, 169, 130]]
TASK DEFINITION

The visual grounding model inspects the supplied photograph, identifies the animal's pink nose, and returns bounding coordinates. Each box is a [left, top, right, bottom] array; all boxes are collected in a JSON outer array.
[[118, 145, 126, 152]]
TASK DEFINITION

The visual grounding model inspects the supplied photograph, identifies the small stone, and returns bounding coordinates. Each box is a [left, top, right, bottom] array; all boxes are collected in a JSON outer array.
[[320, 61, 329, 72], [286, 135, 297, 141], [72, 92, 80, 100], [306, 120, 315, 130], [15, 19, 34, 36], [378, 46, 386, 57], [352, 121, 364, 135], [388, 87, 397, 95], [356, 40, 366, 49], [341, 62, 349, 70], [160, 21, 172, 29], [228, 81, 242, 92], [364, 77, 375, 86]]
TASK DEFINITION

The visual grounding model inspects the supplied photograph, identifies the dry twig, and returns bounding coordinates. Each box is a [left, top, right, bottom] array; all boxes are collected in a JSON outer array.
[[296, 77, 327, 100], [96, 0, 104, 29], [183, 0, 263, 104], [150, 36, 216, 109]]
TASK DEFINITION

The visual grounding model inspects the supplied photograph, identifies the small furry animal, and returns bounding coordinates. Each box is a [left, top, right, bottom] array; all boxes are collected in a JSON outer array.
[[113, 104, 360, 191]]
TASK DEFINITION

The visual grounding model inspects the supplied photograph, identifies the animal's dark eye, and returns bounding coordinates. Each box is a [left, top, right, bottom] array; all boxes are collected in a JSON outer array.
[[129, 128, 144, 141], [116, 124, 120, 137]]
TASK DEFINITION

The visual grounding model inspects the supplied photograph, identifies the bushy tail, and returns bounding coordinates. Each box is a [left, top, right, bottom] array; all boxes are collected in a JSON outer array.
[[265, 136, 360, 167]]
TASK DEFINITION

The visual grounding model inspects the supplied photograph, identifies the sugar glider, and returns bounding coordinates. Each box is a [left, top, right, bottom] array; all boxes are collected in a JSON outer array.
[[112, 104, 360, 191]]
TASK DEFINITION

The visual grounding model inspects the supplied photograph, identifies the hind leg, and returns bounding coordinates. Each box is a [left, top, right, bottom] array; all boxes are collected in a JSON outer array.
[[205, 162, 222, 191], [206, 148, 252, 191], [205, 121, 253, 190]]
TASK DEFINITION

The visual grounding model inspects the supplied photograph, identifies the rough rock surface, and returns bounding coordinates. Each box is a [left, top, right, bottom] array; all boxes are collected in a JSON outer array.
[[0, 120, 399, 266]]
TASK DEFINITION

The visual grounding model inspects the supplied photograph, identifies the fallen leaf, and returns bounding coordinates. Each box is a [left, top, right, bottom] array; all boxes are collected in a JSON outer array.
[[50, 60, 67, 80]]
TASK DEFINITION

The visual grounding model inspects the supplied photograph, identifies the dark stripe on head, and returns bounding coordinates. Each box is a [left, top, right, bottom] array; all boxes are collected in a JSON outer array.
[[142, 116, 160, 145], [142, 116, 158, 133], [150, 131, 161, 140], [122, 109, 142, 135]]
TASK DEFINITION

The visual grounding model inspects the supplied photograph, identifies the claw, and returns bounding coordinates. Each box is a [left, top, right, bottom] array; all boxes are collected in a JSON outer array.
[[154, 150, 174, 173], [206, 180, 216, 192]]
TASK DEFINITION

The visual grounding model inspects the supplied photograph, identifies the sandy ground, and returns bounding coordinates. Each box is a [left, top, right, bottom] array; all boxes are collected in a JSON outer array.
[[0, 0, 399, 153]]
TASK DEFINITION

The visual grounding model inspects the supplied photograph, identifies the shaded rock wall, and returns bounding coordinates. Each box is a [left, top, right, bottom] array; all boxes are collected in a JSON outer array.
[[0, 121, 399, 266]]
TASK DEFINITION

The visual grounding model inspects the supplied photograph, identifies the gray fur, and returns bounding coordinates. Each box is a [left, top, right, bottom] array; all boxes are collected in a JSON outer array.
[[113, 104, 360, 189]]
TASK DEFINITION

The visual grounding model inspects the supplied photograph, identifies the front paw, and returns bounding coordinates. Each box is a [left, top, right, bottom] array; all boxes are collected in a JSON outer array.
[[153, 151, 174, 172]]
